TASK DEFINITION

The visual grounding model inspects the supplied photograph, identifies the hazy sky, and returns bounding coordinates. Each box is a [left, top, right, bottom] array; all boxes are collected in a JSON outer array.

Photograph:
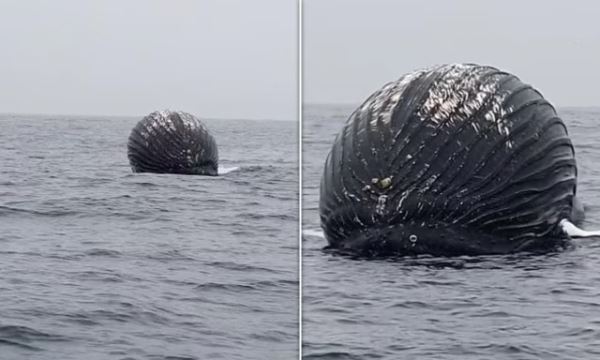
[[0, 0, 296, 120], [304, 0, 600, 107]]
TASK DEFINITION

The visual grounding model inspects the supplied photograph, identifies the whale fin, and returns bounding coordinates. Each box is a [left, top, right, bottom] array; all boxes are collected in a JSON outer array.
[[560, 219, 600, 238], [303, 229, 325, 239], [218, 166, 240, 175]]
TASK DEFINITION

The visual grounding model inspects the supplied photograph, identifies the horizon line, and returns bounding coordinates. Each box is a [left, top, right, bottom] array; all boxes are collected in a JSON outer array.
[[0, 110, 295, 122]]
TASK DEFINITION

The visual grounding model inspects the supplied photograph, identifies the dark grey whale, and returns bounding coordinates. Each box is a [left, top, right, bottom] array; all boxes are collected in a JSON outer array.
[[319, 63, 583, 257], [127, 110, 218, 175]]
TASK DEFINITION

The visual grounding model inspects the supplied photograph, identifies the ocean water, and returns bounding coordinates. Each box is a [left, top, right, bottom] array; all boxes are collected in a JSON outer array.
[[303, 104, 600, 359], [0, 114, 298, 360]]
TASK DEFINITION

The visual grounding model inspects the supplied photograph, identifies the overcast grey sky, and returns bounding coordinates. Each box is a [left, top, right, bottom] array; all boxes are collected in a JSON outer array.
[[304, 0, 600, 107], [0, 0, 296, 120]]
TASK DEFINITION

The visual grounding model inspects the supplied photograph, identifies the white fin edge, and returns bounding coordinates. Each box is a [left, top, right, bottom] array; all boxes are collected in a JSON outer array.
[[560, 219, 600, 238], [218, 166, 240, 175], [303, 229, 325, 238]]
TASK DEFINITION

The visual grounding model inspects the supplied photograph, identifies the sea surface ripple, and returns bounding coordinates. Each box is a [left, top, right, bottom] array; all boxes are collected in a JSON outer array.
[[303, 105, 600, 360], [0, 114, 298, 360]]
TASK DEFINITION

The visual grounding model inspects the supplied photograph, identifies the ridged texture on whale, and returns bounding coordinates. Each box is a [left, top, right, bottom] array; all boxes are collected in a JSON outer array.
[[320, 64, 577, 256], [127, 110, 218, 175]]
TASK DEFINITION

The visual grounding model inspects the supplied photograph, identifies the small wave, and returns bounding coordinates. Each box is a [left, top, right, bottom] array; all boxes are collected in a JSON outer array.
[[84, 309, 170, 326], [133, 181, 160, 187], [239, 212, 296, 221], [0, 205, 77, 217], [195, 282, 256, 292], [72, 270, 138, 283], [0, 338, 41, 351], [303, 228, 325, 238], [205, 261, 279, 273], [475, 343, 538, 354], [0, 325, 67, 348], [389, 300, 430, 309], [249, 329, 296, 342], [194, 279, 297, 292], [84, 248, 122, 257], [303, 351, 365, 360], [146, 250, 196, 262]]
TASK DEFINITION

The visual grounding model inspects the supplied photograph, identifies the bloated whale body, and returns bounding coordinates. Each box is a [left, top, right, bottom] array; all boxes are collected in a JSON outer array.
[[127, 110, 218, 176], [319, 64, 580, 257]]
